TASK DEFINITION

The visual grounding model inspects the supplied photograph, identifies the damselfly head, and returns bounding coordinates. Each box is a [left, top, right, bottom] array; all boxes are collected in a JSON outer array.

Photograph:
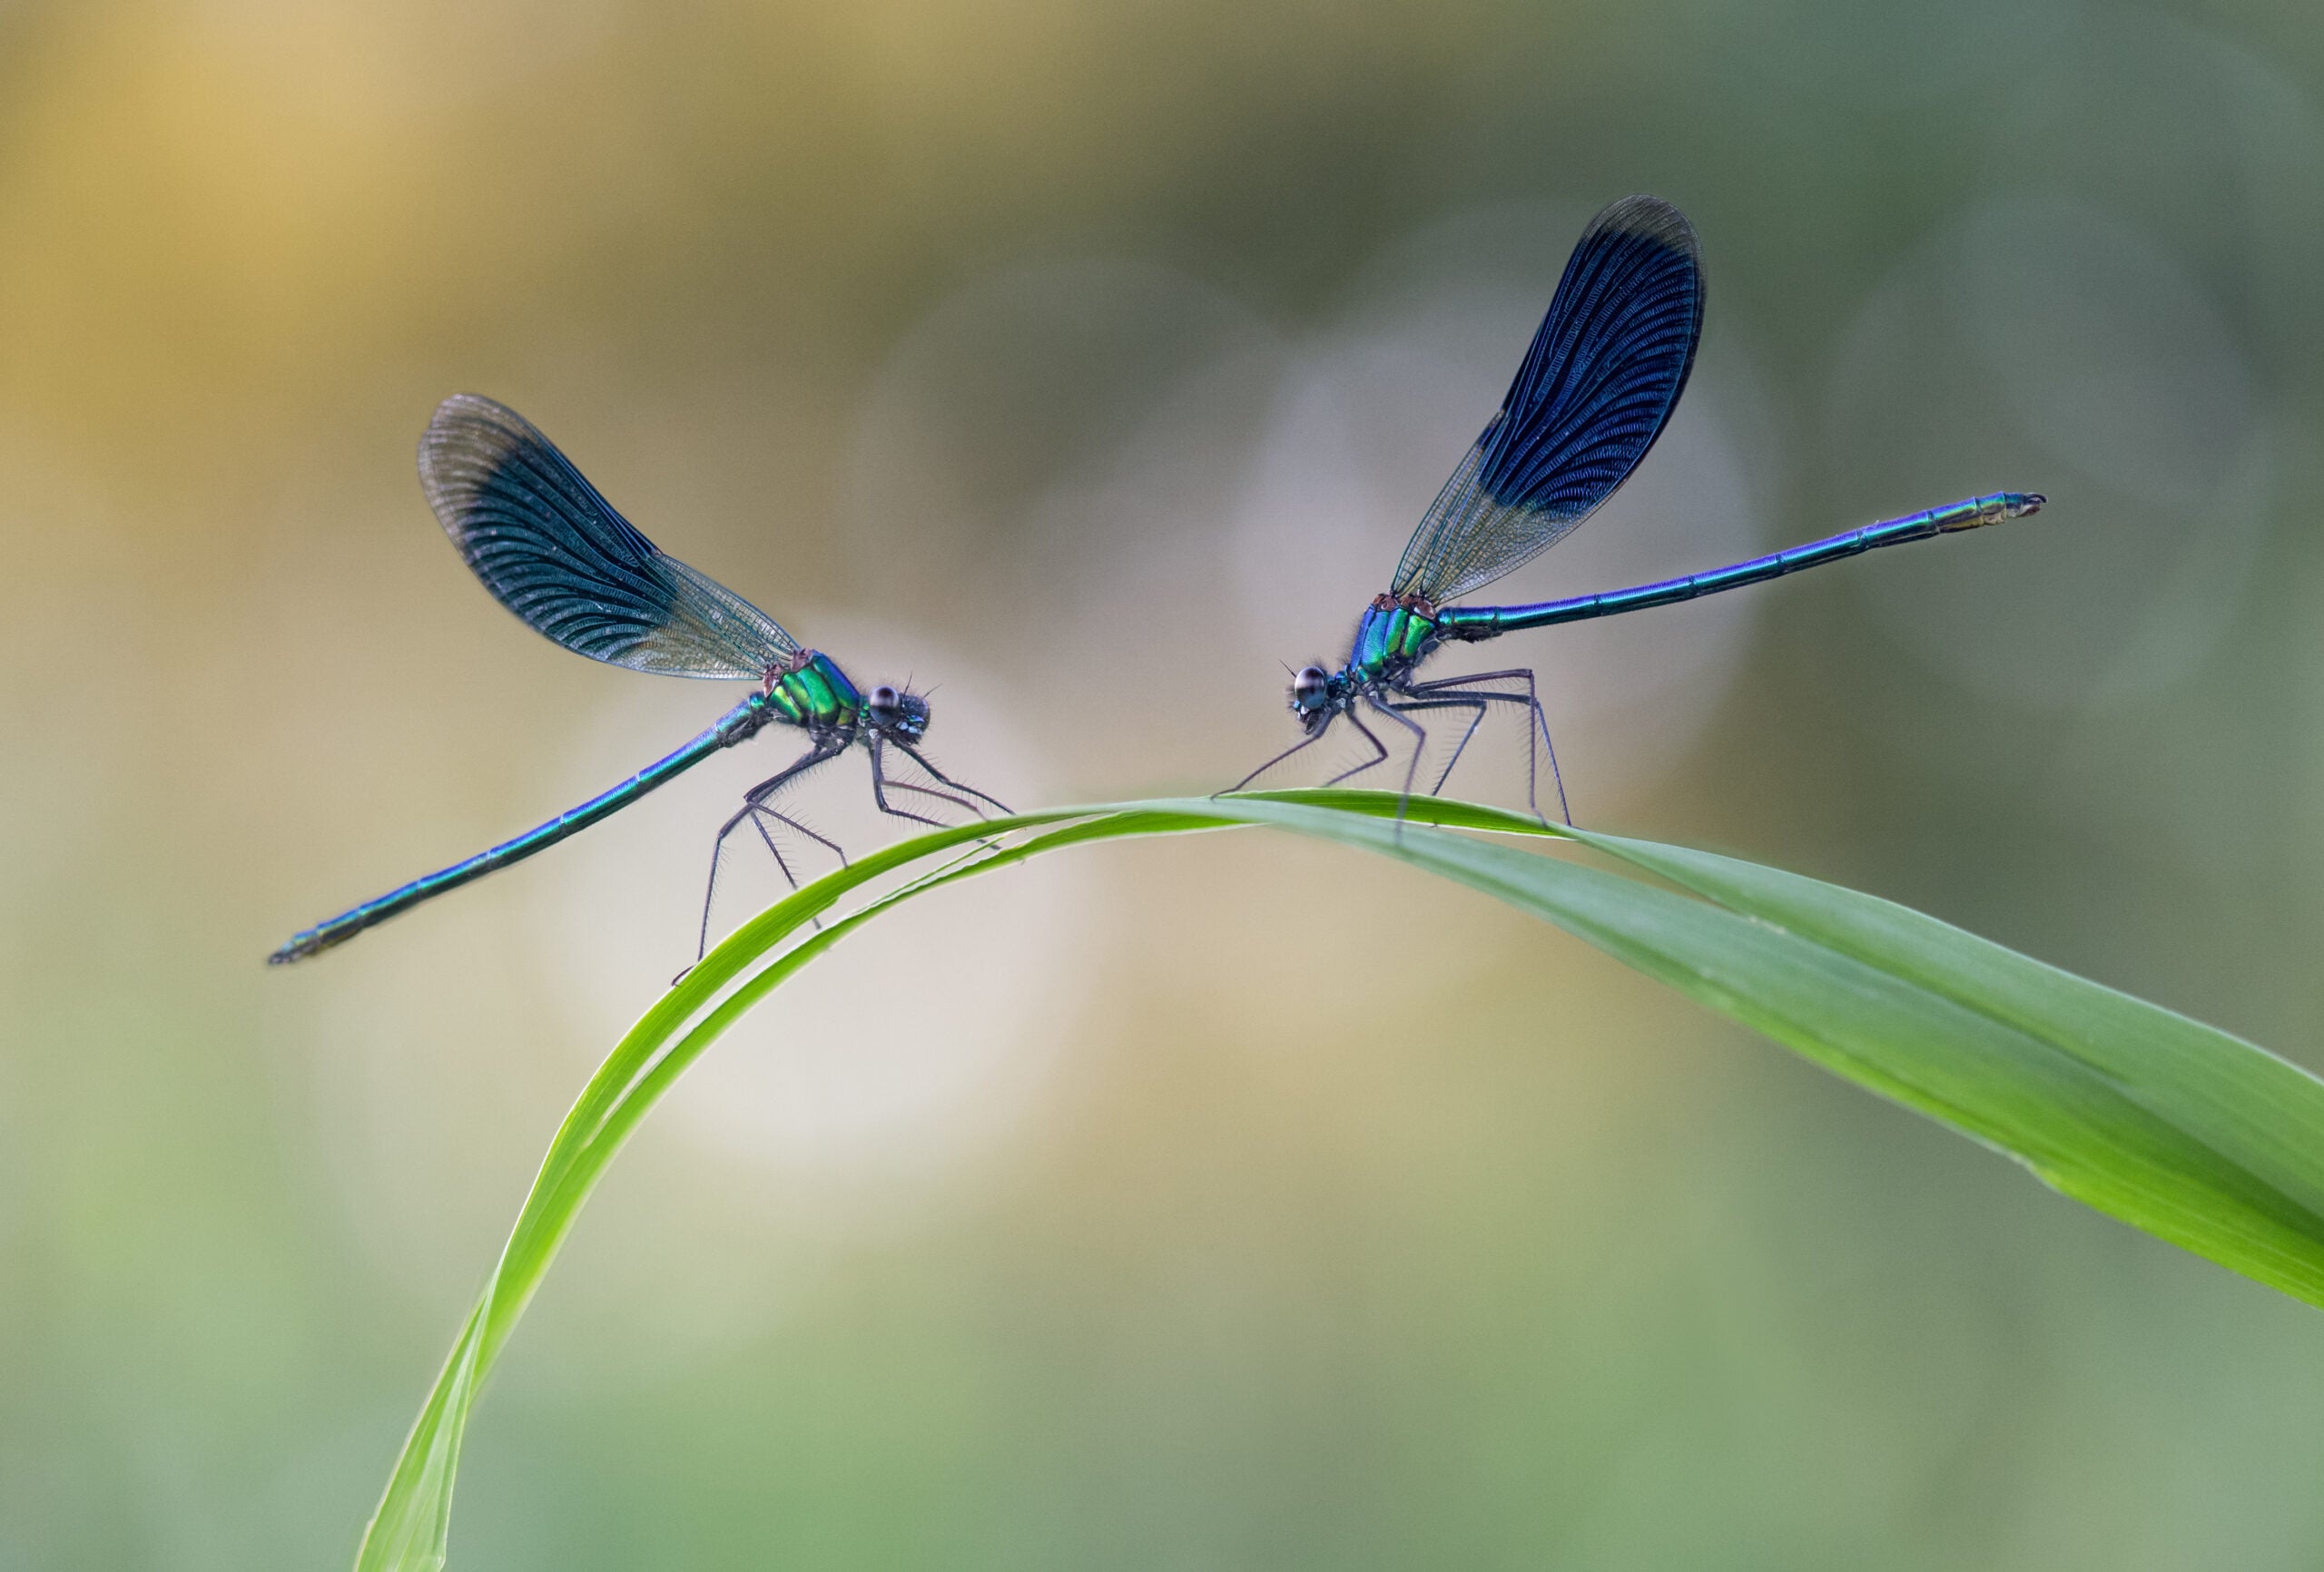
[[866, 683, 931, 741], [1289, 664, 1334, 724]]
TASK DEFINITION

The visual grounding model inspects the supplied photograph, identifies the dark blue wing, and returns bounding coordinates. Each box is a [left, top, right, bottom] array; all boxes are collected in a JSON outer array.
[[419, 395, 797, 679], [1392, 195, 1704, 604]]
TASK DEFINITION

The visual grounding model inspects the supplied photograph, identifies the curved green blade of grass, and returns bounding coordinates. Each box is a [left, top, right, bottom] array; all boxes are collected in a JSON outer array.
[[350, 790, 2324, 1571]]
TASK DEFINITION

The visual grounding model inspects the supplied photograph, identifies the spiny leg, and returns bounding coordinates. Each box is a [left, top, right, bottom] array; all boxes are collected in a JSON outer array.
[[1383, 693, 1488, 799], [747, 809, 802, 894], [869, 741, 1020, 870], [875, 751, 992, 820], [751, 801, 847, 868], [696, 800, 767, 966], [891, 739, 1011, 816], [694, 740, 845, 966], [871, 748, 985, 820], [680, 808, 811, 984], [1424, 696, 1491, 796], [886, 778, 985, 817], [688, 802, 843, 976], [1322, 708, 1391, 788], [745, 801, 849, 905], [1391, 688, 1564, 825], [1220, 720, 1335, 797], [1386, 689, 1523, 803], [1363, 692, 1431, 836], [1420, 670, 1554, 802], [1402, 667, 1540, 792], [1400, 666, 1569, 825], [868, 737, 956, 830]]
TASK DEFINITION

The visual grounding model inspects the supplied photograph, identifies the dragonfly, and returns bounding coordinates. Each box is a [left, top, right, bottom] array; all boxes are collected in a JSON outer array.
[[270, 394, 1005, 966], [1228, 193, 2043, 818]]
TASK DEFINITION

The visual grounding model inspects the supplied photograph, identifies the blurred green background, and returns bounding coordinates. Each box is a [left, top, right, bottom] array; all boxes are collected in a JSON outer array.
[[5, 0, 2324, 1566]]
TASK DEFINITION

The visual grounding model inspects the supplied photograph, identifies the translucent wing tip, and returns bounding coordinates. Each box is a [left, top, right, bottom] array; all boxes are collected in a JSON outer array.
[[428, 390, 527, 430], [433, 390, 518, 423], [1589, 193, 1701, 258], [418, 394, 542, 516]]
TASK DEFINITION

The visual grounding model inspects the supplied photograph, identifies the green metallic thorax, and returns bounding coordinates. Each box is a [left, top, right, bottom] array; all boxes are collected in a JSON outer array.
[[764, 651, 863, 730], [1345, 595, 1439, 685]]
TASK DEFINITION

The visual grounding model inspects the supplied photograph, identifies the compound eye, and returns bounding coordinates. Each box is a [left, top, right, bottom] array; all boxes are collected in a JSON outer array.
[[1291, 666, 1330, 706], [868, 684, 901, 714]]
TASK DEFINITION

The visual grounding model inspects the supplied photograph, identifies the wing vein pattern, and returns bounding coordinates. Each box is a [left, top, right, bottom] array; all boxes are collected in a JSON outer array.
[[419, 394, 797, 679], [1392, 195, 1705, 604]]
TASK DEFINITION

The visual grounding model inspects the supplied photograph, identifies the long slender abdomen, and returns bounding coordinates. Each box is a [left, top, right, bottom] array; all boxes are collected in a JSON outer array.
[[1434, 492, 2043, 640], [269, 696, 771, 964]]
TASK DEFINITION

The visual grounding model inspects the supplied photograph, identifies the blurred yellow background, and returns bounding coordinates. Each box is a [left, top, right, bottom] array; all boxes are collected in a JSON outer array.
[[5, 0, 2324, 1565]]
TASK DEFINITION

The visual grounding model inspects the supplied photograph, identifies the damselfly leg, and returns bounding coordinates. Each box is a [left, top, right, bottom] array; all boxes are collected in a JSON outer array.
[[868, 737, 975, 829], [890, 739, 1012, 817], [1220, 725, 1334, 797], [693, 740, 850, 968], [1321, 709, 1392, 788], [1362, 693, 1432, 835], [1390, 666, 1568, 825]]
